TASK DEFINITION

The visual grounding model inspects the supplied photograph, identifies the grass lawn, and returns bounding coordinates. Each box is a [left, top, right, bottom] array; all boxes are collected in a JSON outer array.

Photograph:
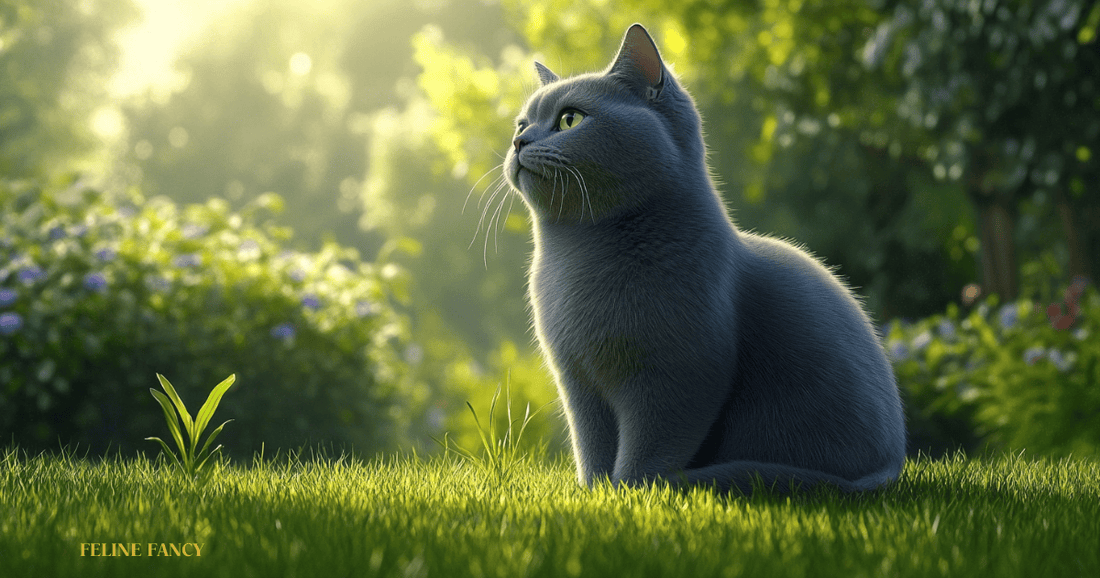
[[2, 446, 1097, 577]]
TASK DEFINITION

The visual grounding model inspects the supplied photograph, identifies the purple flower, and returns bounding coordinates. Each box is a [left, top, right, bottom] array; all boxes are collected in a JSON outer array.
[[172, 253, 202, 268], [95, 247, 117, 262], [1023, 347, 1045, 366], [301, 294, 321, 310], [83, 273, 108, 293], [145, 276, 171, 292], [888, 340, 908, 362], [1048, 349, 1073, 372], [271, 323, 296, 340], [0, 288, 16, 307], [0, 312, 23, 335], [17, 265, 46, 285], [998, 303, 1018, 329], [48, 226, 66, 240], [937, 319, 955, 340]]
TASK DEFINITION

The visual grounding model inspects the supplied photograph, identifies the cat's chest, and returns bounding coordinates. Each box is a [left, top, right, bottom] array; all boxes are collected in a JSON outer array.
[[529, 230, 727, 347]]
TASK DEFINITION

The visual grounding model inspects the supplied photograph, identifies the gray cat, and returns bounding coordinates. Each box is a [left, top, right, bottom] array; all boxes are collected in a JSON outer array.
[[503, 24, 906, 493]]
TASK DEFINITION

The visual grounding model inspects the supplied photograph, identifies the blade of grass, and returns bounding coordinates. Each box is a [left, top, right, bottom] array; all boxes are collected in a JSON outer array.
[[466, 401, 492, 461]]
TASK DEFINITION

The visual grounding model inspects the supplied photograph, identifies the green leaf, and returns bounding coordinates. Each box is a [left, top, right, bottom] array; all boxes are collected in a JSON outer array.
[[196, 419, 233, 463], [156, 374, 195, 447], [148, 388, 188, 468], [144, 436, 184, 474], [194, 445, 223, 473], [194, 374, 235, 443]]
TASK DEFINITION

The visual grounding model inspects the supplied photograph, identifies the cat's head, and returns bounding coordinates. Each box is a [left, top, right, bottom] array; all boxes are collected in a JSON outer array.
[[505, 24, 707, 223]]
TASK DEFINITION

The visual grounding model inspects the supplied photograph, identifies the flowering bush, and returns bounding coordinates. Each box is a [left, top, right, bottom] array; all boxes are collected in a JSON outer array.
[[0, 178, 417, 458], [888, 277, 1099, 459]]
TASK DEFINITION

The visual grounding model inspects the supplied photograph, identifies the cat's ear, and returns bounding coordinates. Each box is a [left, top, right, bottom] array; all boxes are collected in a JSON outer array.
[[534, 61, 559, 86], [608, 24, 665, 101]]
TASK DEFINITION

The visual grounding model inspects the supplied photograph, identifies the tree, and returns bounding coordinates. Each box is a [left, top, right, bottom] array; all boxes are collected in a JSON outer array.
[[759, 0, 1100, 298], [407, 0, 1097, 318], [397, 0, 977, 321], [0, 0, 137, 178]]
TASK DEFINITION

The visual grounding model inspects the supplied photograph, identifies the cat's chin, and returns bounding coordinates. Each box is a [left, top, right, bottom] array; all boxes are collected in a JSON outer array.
[[514, 166, 541, 196]]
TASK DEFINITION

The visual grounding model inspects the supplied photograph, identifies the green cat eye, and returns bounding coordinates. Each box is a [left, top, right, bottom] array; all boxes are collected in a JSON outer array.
[[558, 110, 585, 131]]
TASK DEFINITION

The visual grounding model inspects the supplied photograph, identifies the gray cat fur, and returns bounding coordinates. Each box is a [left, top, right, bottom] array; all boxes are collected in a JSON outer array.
[[504, 23, 906, 494]]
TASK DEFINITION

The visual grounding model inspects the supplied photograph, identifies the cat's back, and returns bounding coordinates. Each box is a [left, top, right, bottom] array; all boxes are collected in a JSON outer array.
[[729, 231, 905, 475]]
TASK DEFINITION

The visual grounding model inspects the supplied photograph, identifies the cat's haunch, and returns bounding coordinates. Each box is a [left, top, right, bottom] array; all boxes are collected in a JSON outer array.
[[505, 23, 906, 494]]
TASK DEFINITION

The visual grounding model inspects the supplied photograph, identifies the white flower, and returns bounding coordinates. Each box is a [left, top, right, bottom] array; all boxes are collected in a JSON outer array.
[[911, 330, 932, 351]]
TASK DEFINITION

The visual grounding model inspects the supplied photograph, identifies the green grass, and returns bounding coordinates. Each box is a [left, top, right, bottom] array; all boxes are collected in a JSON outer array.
[[2, 447, 1097, 577]]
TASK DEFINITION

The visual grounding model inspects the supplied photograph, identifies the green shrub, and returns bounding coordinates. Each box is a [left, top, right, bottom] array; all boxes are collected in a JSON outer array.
[[889, 278, 1099, 459], [0, 177, 417, 458]]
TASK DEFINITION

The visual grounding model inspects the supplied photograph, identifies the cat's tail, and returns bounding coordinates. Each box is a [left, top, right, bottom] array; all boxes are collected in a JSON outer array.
[[672, 460, 903, 494]]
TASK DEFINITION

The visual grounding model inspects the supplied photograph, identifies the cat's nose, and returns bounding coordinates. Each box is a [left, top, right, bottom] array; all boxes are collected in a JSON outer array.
[[513, 136, 529, 153]]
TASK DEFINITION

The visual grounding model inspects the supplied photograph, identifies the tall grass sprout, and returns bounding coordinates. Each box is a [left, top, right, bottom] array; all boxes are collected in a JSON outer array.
[[433, 378, 547, 482]]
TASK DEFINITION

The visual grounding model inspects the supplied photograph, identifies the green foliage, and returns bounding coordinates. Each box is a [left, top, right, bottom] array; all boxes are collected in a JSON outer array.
[[4, 448, 1099, 577], [0, 178, 417, 458], [118, 0, 372, 252], [0, 0, 137, 177], [117, 0, 515, 255], [145, 374, 235, 483], [396, 0, 976, 326], [889, 278, 1100, 458]]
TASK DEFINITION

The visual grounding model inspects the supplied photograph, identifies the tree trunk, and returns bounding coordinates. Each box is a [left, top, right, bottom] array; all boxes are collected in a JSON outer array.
[[1057, 194, 1091, 282], [976, 200, 1018, 300], [1080, 202, 1100, 285]]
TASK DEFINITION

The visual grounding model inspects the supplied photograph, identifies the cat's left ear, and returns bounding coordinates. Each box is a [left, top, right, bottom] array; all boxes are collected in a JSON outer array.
[[534, 61, 559, 86], [608, 24, 665, 101]]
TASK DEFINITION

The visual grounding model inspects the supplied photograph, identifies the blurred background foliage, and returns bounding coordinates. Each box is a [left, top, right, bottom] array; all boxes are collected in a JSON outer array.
[[1, 0, 1097, 460]]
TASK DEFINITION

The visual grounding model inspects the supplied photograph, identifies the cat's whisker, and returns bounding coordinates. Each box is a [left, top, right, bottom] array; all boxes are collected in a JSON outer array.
[[565, 166, 594, 224], [556, 168, 567, 222], [479, 179, 512, 266], [473, 174, 505, 225], [471, 179, 508, 251], [549, 168, 559, 220], [481, 192, 498, 267], [503, 187, 517, 234], [488, 184, 511, 258], [469, 185, 496, 250], [465, 169, 505, 251], [463, 163, 504, 215]]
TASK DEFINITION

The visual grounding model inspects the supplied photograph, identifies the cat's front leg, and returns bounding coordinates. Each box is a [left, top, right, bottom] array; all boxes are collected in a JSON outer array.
[[558, 378, 618, 486], [608, 375, 729, 488]]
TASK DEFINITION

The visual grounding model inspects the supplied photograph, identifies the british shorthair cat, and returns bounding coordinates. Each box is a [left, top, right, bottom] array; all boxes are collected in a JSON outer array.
[[503, 23, 906, 493]]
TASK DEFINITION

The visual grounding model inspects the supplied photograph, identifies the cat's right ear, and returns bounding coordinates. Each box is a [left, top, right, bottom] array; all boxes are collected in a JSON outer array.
[[608, 24, 665, 101], [534, 61, 559, 86]]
